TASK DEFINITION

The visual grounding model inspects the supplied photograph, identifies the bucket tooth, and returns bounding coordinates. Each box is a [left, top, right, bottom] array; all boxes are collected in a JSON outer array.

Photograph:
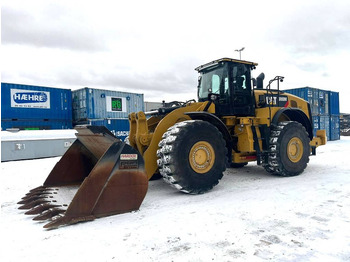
[[43, 215, 95, 230], [19, 199, 50, 210], [27, 187, 54, 194], [29, 186, 46, 192], [43, 215, 66, 230], [18, 195, 49, 205], [33, 208, 65, 221], [23, 191, 54, 201], [25, 203, 61, 215], [23, 190, 53, 198]]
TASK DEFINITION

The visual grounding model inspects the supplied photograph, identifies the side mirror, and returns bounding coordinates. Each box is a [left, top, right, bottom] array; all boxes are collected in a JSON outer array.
[[197, 76, 202, 88], [256, 73, 265, 89]]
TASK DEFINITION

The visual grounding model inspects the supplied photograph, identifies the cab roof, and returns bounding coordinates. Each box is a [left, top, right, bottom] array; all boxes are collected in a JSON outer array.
[[195, 57, 258, 72]]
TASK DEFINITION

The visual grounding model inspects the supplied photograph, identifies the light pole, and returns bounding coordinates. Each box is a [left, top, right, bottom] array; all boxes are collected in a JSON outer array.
[[235, 47, 245, 60]]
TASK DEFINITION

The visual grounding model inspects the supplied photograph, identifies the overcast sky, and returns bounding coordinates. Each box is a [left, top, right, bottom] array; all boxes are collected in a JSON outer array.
[[2, 0, 350, 112]]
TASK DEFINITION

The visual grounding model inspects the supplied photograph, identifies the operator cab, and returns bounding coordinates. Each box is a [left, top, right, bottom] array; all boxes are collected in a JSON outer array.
[[196, 58, 258, 116]]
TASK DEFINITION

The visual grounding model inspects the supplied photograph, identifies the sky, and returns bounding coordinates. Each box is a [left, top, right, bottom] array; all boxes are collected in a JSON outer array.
[[2, 0, 350, 112]]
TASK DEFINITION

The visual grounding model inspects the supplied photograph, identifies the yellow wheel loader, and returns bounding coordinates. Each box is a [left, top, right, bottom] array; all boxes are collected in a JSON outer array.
[[19, 58, 326, 229], [129, 58, 326, 193]]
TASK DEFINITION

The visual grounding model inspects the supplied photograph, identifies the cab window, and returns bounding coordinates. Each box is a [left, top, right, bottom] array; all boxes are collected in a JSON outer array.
[[232, 64, 249, 90], [198, 65, 229, 100]]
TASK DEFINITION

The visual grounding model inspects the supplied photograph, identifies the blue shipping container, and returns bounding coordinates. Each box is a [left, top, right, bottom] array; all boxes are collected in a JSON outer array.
[[284, 87, 331, 116], [72, 87, 144, 122], [1, 83, 73, 129], [285, 87, 340, 116], [88, 118, 130, 141]]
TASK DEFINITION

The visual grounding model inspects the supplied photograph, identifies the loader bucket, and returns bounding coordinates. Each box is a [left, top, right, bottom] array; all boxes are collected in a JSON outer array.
[[18, 126, 148, 229]]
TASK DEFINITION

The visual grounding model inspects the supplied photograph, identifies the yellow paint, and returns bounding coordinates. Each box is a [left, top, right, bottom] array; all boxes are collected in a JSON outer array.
[[235, 123, 254, 152], [254, 90, 312, 120], [310, 129, 327, 147], [189, 141, 215, 174], [233, 117, 263, 158], [287, 137, 303, 163]]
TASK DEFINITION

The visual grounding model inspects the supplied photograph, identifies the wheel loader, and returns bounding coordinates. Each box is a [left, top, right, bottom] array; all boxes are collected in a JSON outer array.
[[19, 58, 326, 229]]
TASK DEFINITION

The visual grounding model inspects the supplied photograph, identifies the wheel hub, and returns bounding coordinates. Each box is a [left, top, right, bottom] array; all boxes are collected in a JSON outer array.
[[287, 137, 303, 163], [189, 141, 215, 173]]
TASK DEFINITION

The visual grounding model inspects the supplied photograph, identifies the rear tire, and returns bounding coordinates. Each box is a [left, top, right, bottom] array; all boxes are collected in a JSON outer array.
[[264, 121, 310, 176], [157, 120, 227, 194]]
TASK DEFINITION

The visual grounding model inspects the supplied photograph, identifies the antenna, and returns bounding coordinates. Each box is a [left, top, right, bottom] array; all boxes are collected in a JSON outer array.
[[234, 47, 245, 60]]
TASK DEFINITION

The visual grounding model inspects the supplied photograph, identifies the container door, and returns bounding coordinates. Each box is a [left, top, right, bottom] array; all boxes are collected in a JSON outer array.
[[329, 92, 340, 115]]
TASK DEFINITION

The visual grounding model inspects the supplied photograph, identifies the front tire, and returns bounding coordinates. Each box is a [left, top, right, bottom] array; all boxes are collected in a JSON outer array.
[[264, 121, 310, 176], [157, 120, 227, 194]]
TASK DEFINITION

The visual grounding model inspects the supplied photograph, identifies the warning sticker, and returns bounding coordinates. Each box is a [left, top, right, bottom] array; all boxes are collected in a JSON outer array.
[[120, 154, 138, 160]]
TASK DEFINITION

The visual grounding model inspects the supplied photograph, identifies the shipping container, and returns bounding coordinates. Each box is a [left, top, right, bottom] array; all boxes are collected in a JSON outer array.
[[1, 83, 73, 130], [72, 87, 144, 123], [86, 118, 130, 141], [284, 87, 334, 116]]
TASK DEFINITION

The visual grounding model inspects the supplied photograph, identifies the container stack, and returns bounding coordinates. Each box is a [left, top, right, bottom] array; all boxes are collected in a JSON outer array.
[[1, 83, 73, 130], [72, 87, 144, 141], [284, 87, 340, 141]]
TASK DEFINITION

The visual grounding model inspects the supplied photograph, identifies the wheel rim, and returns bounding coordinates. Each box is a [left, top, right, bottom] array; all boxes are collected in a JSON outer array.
[[189, 141, 215, 174], [287, 137, 303, 163]]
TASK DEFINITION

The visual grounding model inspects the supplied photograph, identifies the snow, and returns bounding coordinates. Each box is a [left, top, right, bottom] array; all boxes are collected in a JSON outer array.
[[1, 137, 350, 261]]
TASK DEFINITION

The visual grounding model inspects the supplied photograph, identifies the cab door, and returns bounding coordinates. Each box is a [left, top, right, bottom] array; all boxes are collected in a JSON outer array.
[[229, 63, 255, 116]]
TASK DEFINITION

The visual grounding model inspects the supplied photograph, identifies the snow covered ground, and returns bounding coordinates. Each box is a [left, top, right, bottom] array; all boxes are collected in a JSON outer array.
[[1, 137, 350, 262]]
